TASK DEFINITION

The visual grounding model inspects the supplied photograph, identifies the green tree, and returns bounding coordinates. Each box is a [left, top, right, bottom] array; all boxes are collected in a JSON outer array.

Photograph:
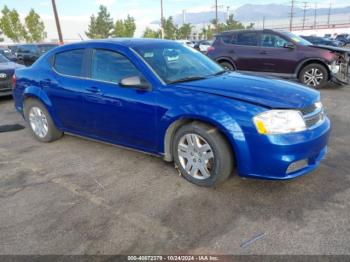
[[143, 27, 161, 38], [201, 25, 214, 40], [113, 20, 125, 37], [177, 23, 193, 39], [85, 5, 113, 39], [0, 6, 27, 42], [25, 9, 47, 42], [162, 16, 177, 40], [208, 14, 254, 35], [123, 15, 136, 37], [113, 15, 136, 37]]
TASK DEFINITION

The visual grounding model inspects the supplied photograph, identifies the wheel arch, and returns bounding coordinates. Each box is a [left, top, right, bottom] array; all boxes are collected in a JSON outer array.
[[163, 117, 237, 165], [216, 57, 237, 70], [295, 58, 330, 80]]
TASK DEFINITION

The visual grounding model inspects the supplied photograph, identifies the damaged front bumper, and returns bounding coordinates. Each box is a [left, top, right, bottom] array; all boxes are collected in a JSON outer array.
[[318, 45, 350, 85]]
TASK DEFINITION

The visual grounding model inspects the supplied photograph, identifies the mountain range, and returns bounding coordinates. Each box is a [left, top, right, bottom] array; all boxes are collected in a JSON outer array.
[[154, 4, 350, 25]]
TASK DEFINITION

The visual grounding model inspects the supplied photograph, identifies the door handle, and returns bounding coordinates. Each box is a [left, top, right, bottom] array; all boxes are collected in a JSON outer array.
[[260, 50, 268, 55], [86, 86, 101, 93]]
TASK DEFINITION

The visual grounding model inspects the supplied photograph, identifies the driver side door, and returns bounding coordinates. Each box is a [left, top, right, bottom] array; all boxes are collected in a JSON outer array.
[[83, 48, 158, 151]]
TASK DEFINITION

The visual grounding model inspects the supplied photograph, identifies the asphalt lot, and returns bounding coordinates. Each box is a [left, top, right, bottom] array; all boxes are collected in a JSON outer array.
[[0, 84, 350, 255]]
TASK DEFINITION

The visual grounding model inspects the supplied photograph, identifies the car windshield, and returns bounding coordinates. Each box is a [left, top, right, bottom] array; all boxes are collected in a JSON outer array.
[[282, 31, 312, 46], [132, 42, 224, 84], [0, 54, 9, 63]]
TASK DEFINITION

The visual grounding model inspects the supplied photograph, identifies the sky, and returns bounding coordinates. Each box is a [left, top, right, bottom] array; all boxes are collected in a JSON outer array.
[[0, 0, 348, 41]]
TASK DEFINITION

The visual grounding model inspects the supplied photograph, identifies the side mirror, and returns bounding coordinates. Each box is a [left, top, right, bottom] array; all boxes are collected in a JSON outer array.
[[284, 43, 295, 49], [120, 76, 150, 90]]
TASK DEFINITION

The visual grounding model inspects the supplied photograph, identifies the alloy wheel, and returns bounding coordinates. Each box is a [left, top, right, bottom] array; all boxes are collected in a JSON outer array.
[[177, 133, 214, 180], [28, 106, 49, 138], [303, 68, 324, 87]]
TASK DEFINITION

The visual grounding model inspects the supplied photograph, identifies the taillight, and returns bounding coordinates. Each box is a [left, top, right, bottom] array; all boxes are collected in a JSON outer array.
[[207, 46, 215, 53], [12, 74, 16, 88]]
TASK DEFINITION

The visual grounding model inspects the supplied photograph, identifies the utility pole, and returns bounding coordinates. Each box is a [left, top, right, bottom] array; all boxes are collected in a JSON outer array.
[[314, 3, 317, 29], [160, 0, 164, 39], [215, 0, 218, 32], [327, 3, 332, 27], [226, 6, 230, 21], [302, 2, 308, 30], [51, 0, 63, 44], [262, 16, 265, 29], [182, 9, 186, 25], [289, 0, 295, 31]]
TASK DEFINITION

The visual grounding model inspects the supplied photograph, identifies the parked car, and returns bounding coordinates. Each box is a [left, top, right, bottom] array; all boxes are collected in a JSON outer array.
[[13, 39, 330, 186], [16, 43, 58, 66], [0, 54, 23, 97], [7, 44, 19, 56], [335, 34, 350, 46], [208, 29, 349, 88], [176, 40, 195, 48], [0, 47, 17, 62], [300, 35, 344, 47], [194, 40, 213, 53]]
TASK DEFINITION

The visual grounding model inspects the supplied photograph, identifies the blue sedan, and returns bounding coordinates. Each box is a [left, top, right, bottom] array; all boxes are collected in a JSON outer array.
[[13, 39, 331, 186]]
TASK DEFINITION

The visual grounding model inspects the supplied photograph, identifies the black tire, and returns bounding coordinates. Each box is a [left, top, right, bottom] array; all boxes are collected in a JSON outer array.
[[219, 61, 235, 71], [299, 63, 329, 89], [24, 98, 63, 142], [172, 122, 234, 187]]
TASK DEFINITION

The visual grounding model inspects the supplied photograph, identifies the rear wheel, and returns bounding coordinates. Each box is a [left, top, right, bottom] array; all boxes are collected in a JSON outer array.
[[219, 61, 235, 71], [173, 122, 234, 187], [299, 63, 328, 89], [24, 99, 63, 142]]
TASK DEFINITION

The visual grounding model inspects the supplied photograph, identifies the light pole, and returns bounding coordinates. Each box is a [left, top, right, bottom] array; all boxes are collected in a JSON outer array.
[[51, 0, 63, 44], [160, 0, 164, 39]]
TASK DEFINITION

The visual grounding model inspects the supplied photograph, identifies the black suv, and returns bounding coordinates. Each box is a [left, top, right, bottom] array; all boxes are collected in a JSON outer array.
[[16, 43, 58, 66]]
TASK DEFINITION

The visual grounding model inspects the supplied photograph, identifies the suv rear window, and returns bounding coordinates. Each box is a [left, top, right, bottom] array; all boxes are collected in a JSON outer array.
[[54, 49, 85, 77]]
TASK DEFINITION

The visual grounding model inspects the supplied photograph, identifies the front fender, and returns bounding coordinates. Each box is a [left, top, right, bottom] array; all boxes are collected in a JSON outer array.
[[160, 103, 253, 173]]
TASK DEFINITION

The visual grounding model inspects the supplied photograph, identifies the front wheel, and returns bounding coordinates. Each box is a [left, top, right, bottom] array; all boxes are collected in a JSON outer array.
[[173, 122, 234, 187], [219, 61, 235, 71], [299, 63, 329, 89]]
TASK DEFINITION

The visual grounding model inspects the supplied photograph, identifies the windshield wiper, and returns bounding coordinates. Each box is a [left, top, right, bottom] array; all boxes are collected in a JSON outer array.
[[213, 70, 227, 76], [167, 76, 207, 84]]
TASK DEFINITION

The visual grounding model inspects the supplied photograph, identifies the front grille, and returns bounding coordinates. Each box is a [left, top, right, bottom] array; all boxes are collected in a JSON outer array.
[[0, 79, 12, 93], [300, 103, 324, 128]]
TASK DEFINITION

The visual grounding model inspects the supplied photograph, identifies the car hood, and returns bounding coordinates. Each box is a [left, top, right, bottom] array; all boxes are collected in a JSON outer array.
[[177, 72, 320, 109], [311, 44, 350, 55]]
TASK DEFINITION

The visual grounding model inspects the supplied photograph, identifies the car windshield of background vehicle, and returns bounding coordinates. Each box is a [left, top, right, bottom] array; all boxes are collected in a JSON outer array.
[[132, 43, 223, 84], [0, 54, 9, 63], [283, 31, 312, 46]]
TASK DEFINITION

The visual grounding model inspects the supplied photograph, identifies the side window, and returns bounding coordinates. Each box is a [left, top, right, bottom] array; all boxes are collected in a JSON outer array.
[[260, 33, 288, 48], [233, 32, 258, 46], [54, 49, 85, 77], [221, 35, 233, 44], [91, 49, 141, 84]]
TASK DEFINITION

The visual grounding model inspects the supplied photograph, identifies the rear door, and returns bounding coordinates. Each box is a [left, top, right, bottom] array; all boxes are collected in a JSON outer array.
[[49, 48, 91, 133], [228, 31, 262, 71]]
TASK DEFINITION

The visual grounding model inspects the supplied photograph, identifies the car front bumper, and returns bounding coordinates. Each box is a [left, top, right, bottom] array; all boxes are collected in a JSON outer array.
[[0, 80, 13, 97], [236, 117, 331, 180]]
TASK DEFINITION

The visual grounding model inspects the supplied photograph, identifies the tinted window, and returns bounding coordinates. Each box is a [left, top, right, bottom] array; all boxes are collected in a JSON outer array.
[[54, 49, 85, 77], [260, 33, 288, 48], [91, 49, 141, 84], [220, 34, 233, 44], [233, 32, 258, 46]]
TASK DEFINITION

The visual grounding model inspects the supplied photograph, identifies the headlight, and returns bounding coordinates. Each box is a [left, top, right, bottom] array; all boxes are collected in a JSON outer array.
[[329, 61, 340, 74], [253, 110, 306, 135]]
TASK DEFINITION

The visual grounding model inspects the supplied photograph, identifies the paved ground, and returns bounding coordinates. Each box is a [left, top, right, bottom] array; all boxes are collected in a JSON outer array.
[[0, 85, 350, 255]]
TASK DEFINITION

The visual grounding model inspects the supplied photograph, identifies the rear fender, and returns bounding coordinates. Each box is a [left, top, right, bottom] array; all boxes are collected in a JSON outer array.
[[22, 86, 62, 128]]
